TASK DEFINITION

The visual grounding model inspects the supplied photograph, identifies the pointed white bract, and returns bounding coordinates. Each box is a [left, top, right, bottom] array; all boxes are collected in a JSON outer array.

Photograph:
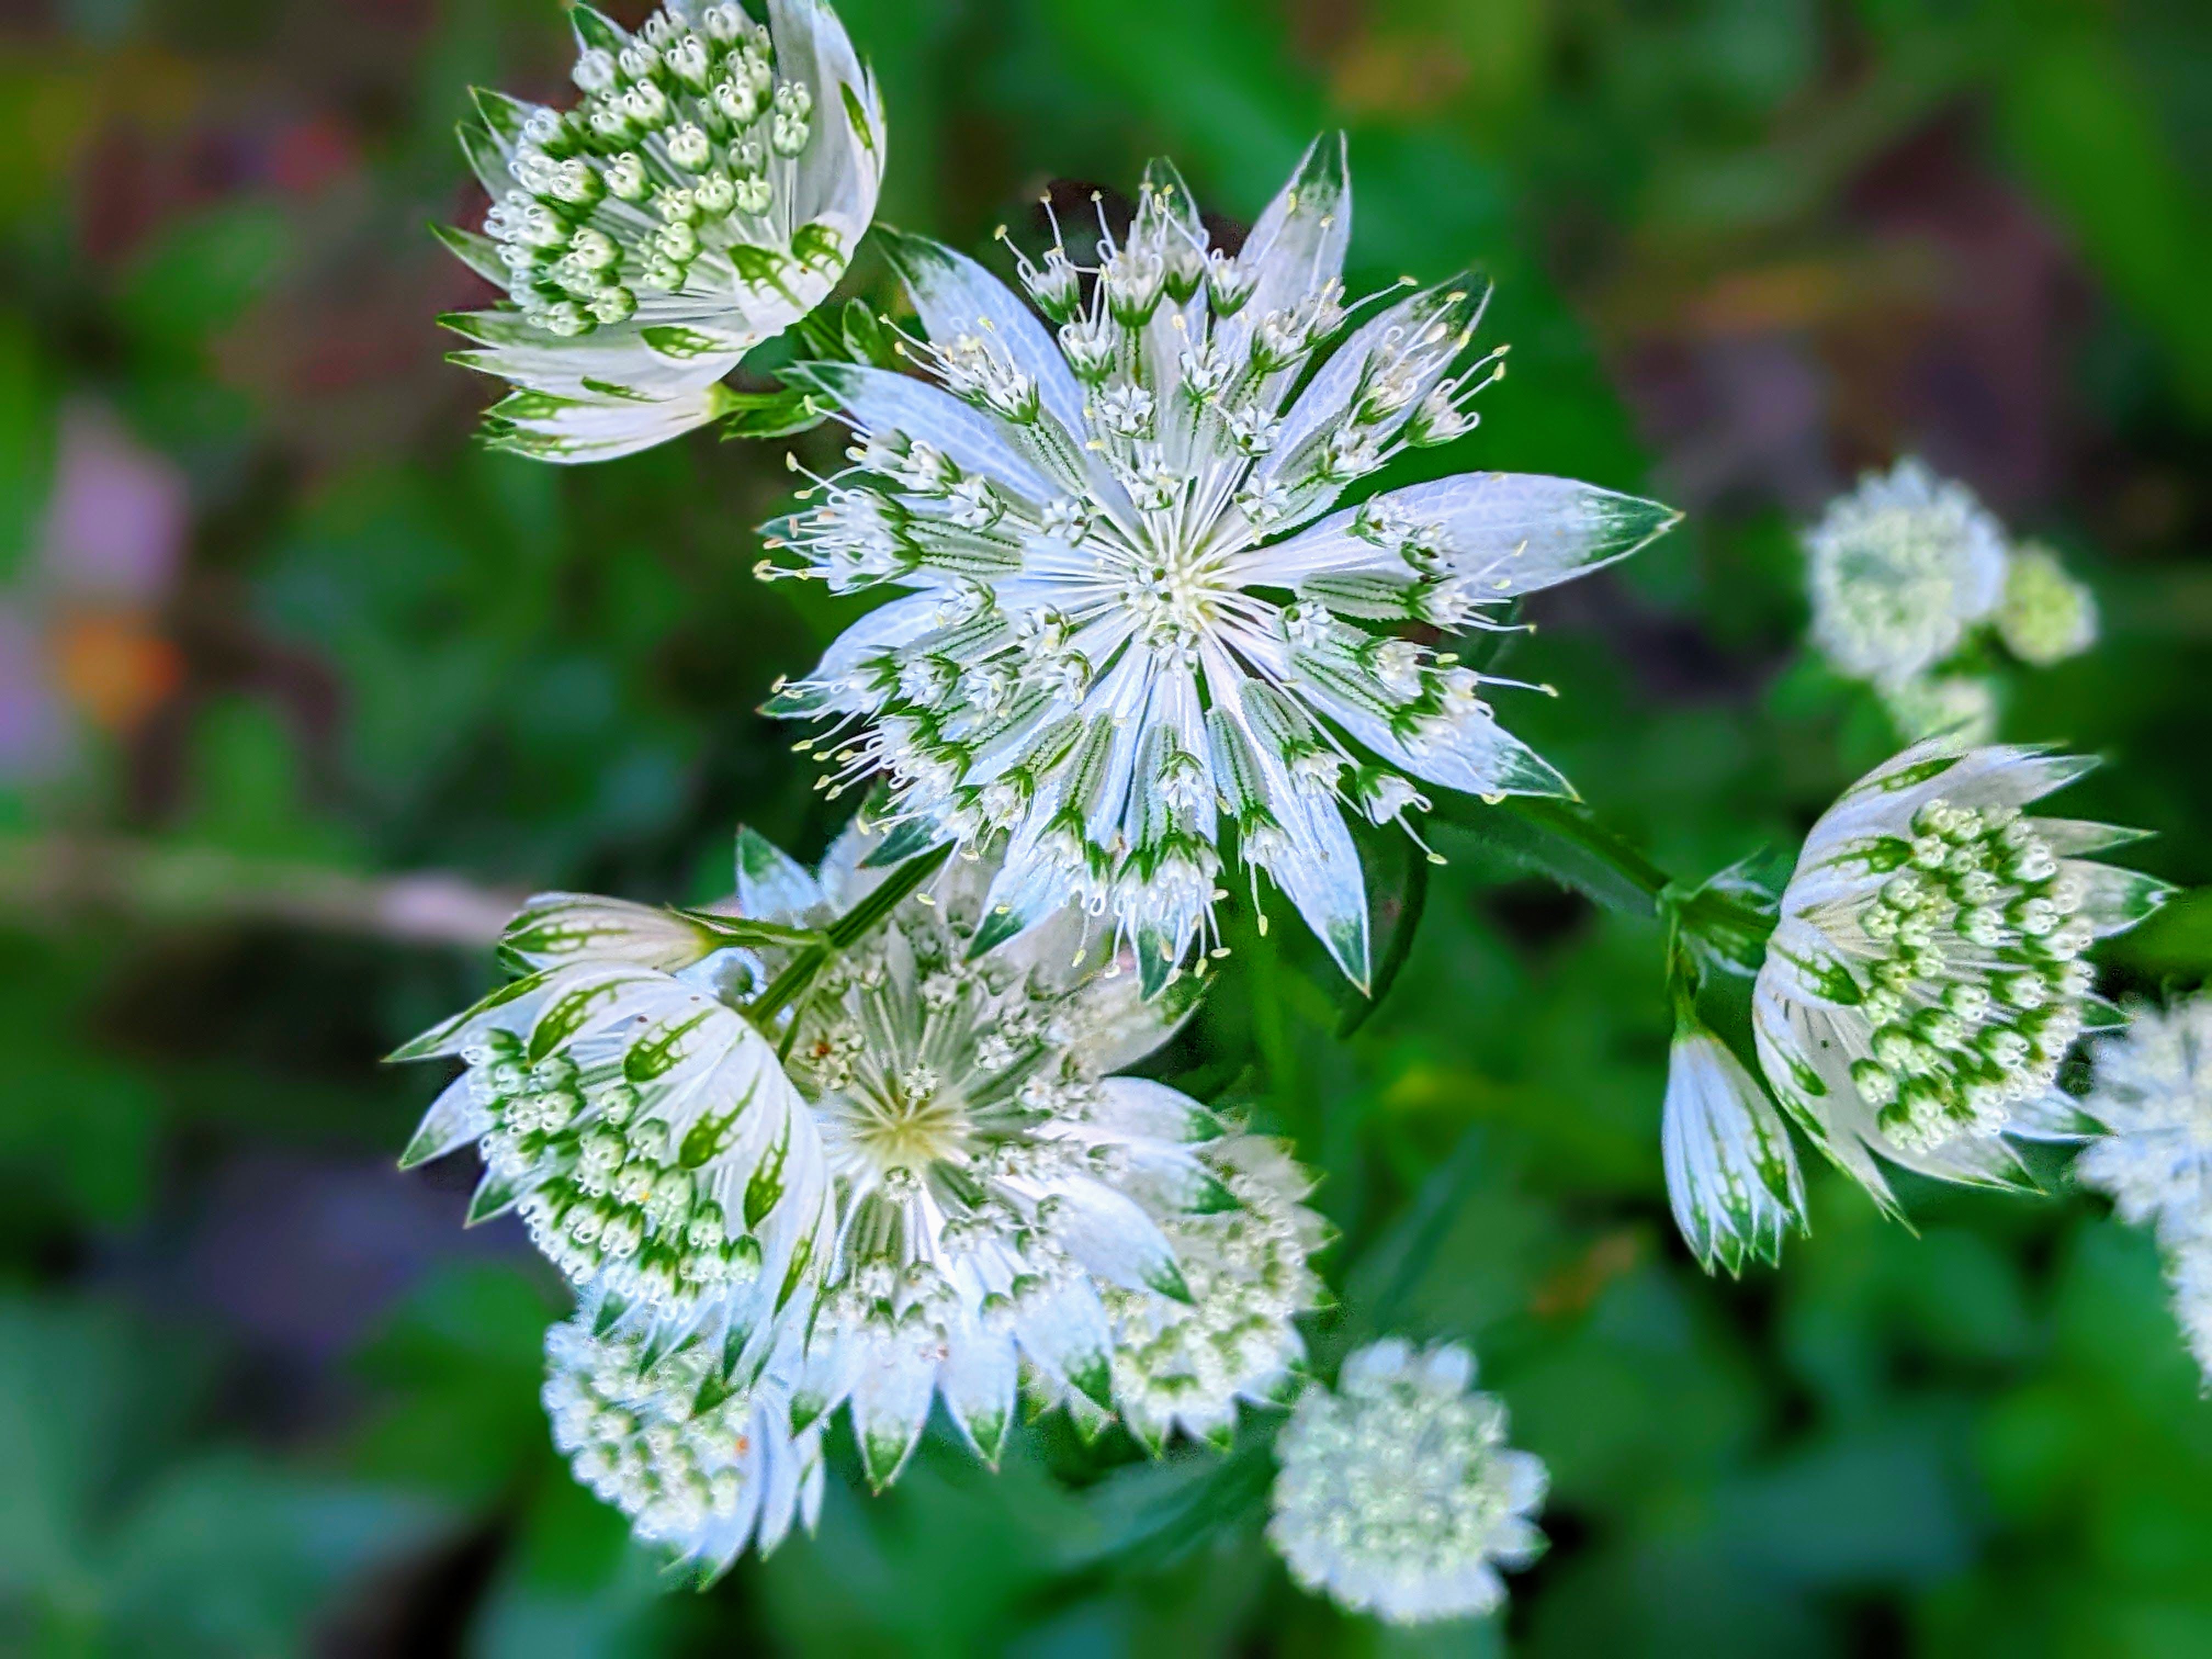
[[1267, 1339, 1546, 1626], [1804, 459, 2008, 687], [1753, 740, 2170, 1211], [1661, 1025, 1805, 1273], [763, 138, 1678, 988], [392, 903, 834, 1359], [444, 0, 884, 460], [544, 1302, 825, 1579], [2075, 997, 2212, 1244], [735, 822, 1326, 1487]]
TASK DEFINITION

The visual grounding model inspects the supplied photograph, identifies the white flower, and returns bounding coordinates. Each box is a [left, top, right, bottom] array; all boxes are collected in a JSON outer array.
[[1805, 459, 2008, 686], [728, 822, 1327, 1487], [392, 903, 834, 1355], [1996, 543, 2098, 668], [1879, 673, 1999, 746], [544, 1300, 823, 1579], [2165, 1233, 2212, 1389], [1661, 1025, 1805, 1273], [1103, 1133, 1330, 1452], [2075, 997, 2212, 1243], [763, 137, 1678, 990], [1753, 740, 2170, 1211], [441, 0, 884, 461], [1267, 1339, 1546, 1626]]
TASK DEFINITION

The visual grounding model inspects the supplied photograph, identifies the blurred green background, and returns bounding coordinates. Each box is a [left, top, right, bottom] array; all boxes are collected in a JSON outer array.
[[5, 0, 2212, 1653]]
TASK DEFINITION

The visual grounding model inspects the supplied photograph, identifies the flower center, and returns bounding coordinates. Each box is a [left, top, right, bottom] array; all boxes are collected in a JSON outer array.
[[1115, 543, 1231, 650]]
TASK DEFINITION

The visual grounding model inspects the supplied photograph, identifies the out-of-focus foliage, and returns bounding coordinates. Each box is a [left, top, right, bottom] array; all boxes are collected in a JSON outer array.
[[3, 0, 2209, 1652]]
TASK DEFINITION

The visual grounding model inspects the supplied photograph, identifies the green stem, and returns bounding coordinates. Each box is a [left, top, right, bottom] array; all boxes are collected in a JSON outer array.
[[1499, 795, 1673, 901], [1492, 795, 1776, 966], [747, 843, 954, 1031]]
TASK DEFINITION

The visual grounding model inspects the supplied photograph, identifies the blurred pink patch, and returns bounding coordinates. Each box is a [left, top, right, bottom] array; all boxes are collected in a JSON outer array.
[[41, 401, 189, 602]]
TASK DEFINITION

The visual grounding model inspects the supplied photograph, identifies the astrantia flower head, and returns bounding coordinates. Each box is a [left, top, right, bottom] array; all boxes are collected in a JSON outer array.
[[442, 0, 884, 460], [393, 899, 834, 1353], [763, 137, 1678, 990], [1996, 542, 2098, 668], [1805, 459, 2008, 686], [728, 823, 1326, 1486], [2075, 996, 2212, 1243], [1661, 1023, 1805, 1273], [1267, 1339, 1546, 1625], [1753, 740, 2170, 1210], [544, 1301, 823, 1580]]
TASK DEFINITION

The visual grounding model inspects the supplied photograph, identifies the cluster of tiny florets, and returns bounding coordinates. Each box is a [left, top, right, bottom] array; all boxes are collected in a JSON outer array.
[[454, 1016, 768, 1315], [1802, 462, 2097, 742], [1103, 1141, 1325, 1446], [1837, 798, 2095, 1153], [544, 1314, 820, 1569], [1754, 742, 2167, 1206], [780, 883, 1324, 1483], [2076, 997, 2212, 1388], [1267, 1340, 1547, 1625], [478, 4, 834, 341]]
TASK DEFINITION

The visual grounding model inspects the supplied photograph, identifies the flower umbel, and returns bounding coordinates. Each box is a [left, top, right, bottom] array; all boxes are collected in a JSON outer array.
[[1267, 1339, 1546, 1625], [2075, 996, 2212, 1244], [764, 137, 1678, 990], [392, 901, 834, 1352], [1661, 1023, 1805, 1273], [442, 0, 884, 460], [1753, 740, 2170, 1211], [1804, 459, 2007, 687], [729, 823, 1326, 1486]]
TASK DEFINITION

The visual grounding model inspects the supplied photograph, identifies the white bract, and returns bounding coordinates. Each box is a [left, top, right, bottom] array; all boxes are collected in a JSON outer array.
[[1753, 740, 2169, 1211], [1661, 1024, 1805, 1273], [1267, 1339, 1546, 1626], [393, 899, 834, 1358], [544, 1302, 823, 1579], [763, 137, 1678, 990], [727, 822, 1327, 1487], [1996, 543, 2098, 668], [1805, 460, 2008, 686], [2075, 997, 2212, 1243], [442, 0, 884, 460]]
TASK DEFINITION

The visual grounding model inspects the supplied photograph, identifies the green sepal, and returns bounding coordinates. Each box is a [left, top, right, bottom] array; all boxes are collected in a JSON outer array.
[[431, 221, 508, 286], [456, 122, 512, 200], [385, 969, 548, 1063], [465, 1166, 532, 1226], [568, 5, 627, 58], [859, 814, 945, 870]]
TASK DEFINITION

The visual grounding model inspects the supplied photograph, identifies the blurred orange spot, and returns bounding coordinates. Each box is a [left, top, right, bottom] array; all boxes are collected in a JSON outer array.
[[1529, 1228, 1644, 1319], [50, 607, 183, 732], [1330, 33, 1468, 116]]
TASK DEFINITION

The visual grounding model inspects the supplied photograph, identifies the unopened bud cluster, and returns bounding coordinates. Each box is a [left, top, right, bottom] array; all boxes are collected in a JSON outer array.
[[453, 1023, 765, 1314], [1843, 799, 2094, 1152], [481, 4, 832, 339]]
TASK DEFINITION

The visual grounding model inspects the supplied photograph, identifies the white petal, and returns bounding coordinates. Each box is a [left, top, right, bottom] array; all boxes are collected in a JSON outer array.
[[1254, 472, 1677, 592]]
